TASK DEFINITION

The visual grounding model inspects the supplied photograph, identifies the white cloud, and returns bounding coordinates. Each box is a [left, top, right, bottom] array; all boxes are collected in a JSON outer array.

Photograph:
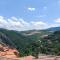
[[1, 16, 60, 31], [47, 18, 60, 28], [31, 21, 48, 30], [54, 18, 60, 23], [0, 16, 50, 31], [11, 17, 18, 21], [48, 23, 60, 30], [28, 8, 35, 11]]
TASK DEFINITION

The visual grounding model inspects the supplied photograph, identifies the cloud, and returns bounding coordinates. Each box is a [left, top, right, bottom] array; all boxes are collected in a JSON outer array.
[[47, 18, 60, 28], [1, 16, 60, 31], [0, 16, 50, 31], [31, 21, 48, 30], [54, 18, 60, 23], [28, 7, 36, 11]]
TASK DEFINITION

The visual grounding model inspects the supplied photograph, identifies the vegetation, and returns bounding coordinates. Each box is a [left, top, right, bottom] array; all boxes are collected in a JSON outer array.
[[0, 28, 60, 57]]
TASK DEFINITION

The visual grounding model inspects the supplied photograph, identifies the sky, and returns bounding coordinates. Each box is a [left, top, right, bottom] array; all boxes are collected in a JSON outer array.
[[0, 0, 60, 31]]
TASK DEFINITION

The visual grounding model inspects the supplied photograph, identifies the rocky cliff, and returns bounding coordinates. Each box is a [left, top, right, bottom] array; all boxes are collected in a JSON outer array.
[[0, 44, 19, 59]]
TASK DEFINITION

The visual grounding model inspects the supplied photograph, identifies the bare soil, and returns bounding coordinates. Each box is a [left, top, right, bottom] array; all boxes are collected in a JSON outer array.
[[0, 55, 60, 60]]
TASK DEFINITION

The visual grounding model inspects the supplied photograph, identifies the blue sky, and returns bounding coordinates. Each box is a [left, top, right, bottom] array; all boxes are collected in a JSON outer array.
[[0, 0, 60, 31]]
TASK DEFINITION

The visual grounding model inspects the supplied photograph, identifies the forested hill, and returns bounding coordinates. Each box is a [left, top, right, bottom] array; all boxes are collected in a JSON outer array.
[[0, 28, 51, 57], [0, 29, 34, 56], [0, 28, 60, 57]]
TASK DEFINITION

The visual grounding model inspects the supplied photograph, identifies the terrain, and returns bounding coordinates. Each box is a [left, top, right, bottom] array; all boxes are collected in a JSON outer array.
[[0, 27, 60, 60]]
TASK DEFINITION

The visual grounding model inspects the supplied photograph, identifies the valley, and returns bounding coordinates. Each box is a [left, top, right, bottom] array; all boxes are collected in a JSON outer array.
[[0, 27, 60, 60]]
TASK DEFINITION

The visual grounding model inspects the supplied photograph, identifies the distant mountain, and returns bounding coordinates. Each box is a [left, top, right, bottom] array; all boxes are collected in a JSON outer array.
[[46, 27, 60, 31]]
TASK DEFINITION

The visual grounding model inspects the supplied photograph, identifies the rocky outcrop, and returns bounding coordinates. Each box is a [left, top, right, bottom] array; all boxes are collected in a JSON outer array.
[[0, 44, 19, 59]]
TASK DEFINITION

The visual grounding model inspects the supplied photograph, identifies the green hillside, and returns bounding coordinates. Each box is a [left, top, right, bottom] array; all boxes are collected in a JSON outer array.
[[0, 29, 60, 58], [0, 29, 45, 57]]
